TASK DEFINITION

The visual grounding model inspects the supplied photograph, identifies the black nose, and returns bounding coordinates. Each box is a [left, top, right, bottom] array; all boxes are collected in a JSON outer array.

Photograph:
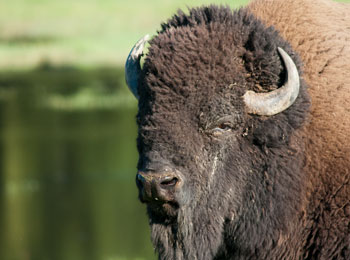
[[136, 170, 182, 203]]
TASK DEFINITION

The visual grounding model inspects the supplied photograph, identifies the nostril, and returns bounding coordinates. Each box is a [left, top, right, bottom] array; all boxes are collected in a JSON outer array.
[[160, 176, 178, 188]]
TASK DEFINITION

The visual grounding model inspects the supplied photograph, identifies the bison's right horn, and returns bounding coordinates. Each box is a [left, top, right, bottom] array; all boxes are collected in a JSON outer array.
[[125, 35, 150, 99], [243, 47, 300, 116]]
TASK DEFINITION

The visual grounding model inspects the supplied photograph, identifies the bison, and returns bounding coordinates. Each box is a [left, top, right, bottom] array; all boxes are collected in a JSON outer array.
[[125, 0, 350, 259]]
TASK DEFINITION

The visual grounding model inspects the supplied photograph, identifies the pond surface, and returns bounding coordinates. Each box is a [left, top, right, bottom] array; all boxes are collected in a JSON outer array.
[[0, 67, 155, 260]]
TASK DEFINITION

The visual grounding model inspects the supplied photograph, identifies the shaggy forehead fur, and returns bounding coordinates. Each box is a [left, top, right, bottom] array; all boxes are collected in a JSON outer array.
[[138, 6, 309, 143], [142, 7, 294, 99]]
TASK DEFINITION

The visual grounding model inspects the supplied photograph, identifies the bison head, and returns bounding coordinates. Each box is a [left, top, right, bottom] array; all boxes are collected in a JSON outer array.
[[125, 6, 309, 259]]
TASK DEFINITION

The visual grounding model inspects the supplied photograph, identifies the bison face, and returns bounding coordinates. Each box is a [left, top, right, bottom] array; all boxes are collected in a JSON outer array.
[[125, 7, 309, 259], [136, 72, 253, 257], [136, 80, 248, 222], [134, 29, 251, 224]]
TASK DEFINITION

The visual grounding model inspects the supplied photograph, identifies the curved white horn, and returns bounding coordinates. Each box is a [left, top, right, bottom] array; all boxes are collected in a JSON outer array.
[[243, 47, 300, 116], [125, 35, 150, 99]]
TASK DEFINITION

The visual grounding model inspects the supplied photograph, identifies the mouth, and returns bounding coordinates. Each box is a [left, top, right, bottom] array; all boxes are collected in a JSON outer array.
[[146, 200, 179, 219]]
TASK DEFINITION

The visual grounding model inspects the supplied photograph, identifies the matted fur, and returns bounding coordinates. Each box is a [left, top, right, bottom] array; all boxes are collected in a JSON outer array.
[[134, 0, 350, 259]]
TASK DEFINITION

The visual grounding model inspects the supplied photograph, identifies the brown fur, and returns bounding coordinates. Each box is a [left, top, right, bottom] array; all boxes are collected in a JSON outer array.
[[249, 0, 350, 257]]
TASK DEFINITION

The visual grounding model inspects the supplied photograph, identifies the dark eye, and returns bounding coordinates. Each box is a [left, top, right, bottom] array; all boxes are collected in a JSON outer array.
[[211, 122, 232, 136], [217, 123, 231, 130], [202, 115, 239, 137]]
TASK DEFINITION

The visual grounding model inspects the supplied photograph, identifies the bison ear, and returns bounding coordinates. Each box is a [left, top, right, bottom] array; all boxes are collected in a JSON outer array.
[[125, 35, 150, 99], [243, 47, 300, 116]]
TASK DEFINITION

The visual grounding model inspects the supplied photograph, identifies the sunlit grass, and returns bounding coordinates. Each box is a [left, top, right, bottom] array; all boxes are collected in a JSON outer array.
[[2, 0, 349, 69], [1, 0, 349, 69], [0, 0, 249, 69]]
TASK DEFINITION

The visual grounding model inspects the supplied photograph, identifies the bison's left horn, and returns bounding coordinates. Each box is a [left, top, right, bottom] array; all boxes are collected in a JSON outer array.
[[125, 35, 150, 99], [243, 47, 300, 116]]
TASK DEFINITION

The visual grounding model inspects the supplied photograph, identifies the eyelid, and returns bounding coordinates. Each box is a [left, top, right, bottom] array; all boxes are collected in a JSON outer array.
[[202, 114, 240, 136], [210, 120, 234, 136], [214, 116, 236, 129], [214, 123, 232, 131], [206, 116, 234, 130], [210, 125, 232, 137], [217, 122, 232, 129]]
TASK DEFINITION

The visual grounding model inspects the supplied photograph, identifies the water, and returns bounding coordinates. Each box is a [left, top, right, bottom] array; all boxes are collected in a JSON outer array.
[[0, 67, 155, 260]]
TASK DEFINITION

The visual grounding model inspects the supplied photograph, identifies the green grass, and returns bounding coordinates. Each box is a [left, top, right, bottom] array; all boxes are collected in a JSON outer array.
[[0, 0, 249, 69], [0, 0, 348, 69]]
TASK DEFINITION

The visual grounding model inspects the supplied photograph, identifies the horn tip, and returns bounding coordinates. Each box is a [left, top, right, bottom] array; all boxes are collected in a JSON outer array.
[[130, 34, 151, 60], [125, 34, 150, 100], [277, 47, 285, 55]]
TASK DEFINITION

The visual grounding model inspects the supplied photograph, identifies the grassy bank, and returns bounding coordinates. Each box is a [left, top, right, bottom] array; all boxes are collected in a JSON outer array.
[[0, 65, 136, 110]]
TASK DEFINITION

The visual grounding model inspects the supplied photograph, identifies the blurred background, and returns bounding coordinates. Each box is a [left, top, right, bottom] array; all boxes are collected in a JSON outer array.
[[0, 0, 348, 259]]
